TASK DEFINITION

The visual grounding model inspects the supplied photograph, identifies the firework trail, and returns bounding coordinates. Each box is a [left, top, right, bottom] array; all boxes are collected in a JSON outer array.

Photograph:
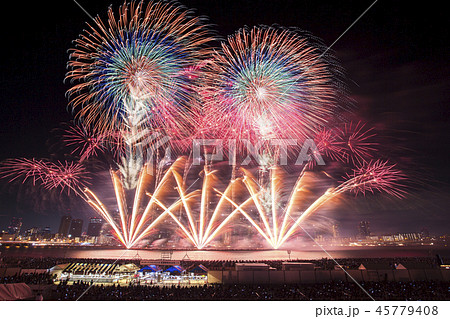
[[0, 156, 406, 249], [149, 163, 251, 249], [1, 158, 185, 248], [275, 160, 406, 247], [134, 158, 406, 249], [66, 0, 214, 140], [227, 160, 406, 249], [84, 157, 191, 248]]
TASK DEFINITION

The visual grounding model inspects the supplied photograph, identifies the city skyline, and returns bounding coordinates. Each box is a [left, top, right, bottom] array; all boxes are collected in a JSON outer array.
[[0, 214, 444, 242]]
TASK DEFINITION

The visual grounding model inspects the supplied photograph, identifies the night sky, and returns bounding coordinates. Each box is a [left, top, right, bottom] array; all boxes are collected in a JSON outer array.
[[0, 0, 448, 236]]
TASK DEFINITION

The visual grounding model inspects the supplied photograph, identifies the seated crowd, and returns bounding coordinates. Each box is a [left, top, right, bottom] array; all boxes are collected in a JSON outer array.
[[1, 256, 448, 301], [1, 256, 445, 271], [49, 281, 449, 301]]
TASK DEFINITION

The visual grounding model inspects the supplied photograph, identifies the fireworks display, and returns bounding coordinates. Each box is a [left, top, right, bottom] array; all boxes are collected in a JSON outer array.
[[0, 1, 407, 250], [201, 26, 344, 148], [0, 158, 88, 194], [344, 160, 407, 198], [62, 123, 110, 162], [338, 121, 377, 165], [66, 0, 214, 139]]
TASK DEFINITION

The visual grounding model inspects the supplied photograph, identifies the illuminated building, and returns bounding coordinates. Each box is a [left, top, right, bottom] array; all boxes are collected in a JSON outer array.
[[7, 217, 22, 236], [58, 215, 72, 237], [358, 221, 371, 237], [87, 217, 103, 237], [69, 219, 83, 238]]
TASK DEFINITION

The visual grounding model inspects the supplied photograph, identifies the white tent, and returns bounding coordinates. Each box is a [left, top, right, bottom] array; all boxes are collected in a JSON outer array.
[[49, 263, 70, 278], [115, 263, 140, 273]]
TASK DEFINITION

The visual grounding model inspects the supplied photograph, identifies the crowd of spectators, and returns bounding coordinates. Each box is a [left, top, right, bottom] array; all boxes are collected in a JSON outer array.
[[1, 256, 448, 301], [0, 272, 54, 285], [180, 256, 443, 270], [0, 256, 138, 269], [49, 281, 449, 301], [0, 256, 445, 272]]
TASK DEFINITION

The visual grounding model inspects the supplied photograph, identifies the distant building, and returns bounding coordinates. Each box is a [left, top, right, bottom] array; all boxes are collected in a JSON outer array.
[[58, 215, 72, 237], [25, 227, 39, 236], [421, 227, 430, 238], [332, 224, 339, 238], [69, 219, 83, 238], [98, 232, 116, 245], [7, 217, 22, 236], [397, 232, 422, 241], [358, 221, 371, 237], [87, 217, 103, 237], [41, 226, 52, 240], [24, 227, 40, 240], [0, 232, 15, 241]]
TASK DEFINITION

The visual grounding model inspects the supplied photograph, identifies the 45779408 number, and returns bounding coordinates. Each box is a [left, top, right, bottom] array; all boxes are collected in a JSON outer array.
[[376, 305, 438, 316]]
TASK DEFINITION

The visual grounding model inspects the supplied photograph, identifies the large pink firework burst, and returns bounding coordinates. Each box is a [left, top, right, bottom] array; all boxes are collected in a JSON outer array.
[[202, 26, 345, 152], [0, 158, 49, 186], [312, 128, 346, 164]]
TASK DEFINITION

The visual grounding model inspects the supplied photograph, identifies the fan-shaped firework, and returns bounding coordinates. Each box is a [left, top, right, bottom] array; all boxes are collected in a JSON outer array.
[[66, 1, 214, 139], [202, 26, 344, 150], [0, 155, 406, 249], [239, 160, 407, 249], [137, 158, 407, 249]]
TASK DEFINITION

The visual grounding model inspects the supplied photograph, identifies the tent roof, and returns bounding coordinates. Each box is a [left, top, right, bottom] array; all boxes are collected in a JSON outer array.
[[63, 262, 119, 274], [395, 262, 435, 269], [165, 265, 184, 273], [49, 263, 70, 271], [138, 265, 161, 272], [190, 264, 208, 273]]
